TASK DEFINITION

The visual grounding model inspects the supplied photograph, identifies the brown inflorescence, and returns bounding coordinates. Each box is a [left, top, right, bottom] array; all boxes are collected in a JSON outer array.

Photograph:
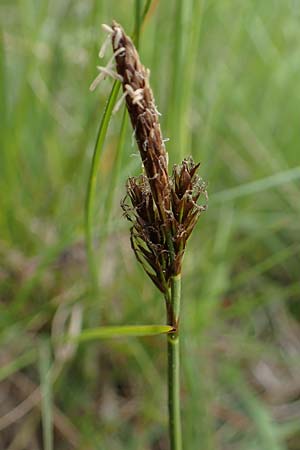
[[110, 22, 207, 297], [111, 21, 170, 222]]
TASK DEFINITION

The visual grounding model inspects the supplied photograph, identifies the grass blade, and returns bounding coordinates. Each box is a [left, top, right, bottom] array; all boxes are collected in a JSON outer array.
[[85, 80, 121, 291], [141, 0, 153, 23], [71, 325, 173, 342], [212, 166, 300, 203], [0, 349, 36, 382], [104, 108, 128, 226], [134, 0, 142, 48], [239, 386, 285, 450], [39, 340, 53, 450]]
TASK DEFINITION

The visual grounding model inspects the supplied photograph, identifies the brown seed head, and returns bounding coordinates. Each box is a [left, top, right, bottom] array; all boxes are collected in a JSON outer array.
[[107, 22, 207, 296], [111, 21, 170, 220]]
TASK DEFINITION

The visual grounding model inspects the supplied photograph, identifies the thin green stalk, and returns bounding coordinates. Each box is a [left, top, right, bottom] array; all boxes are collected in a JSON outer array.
[[134, 0, 142, 48], [39, 340, 53, 450], [141, 0, 152, 23], [85, 80, 121, 292], [168, 0, 184, 162], [70, 324, 173, 342], [104, 107, 128, 226], [168, 274, 182, 450]]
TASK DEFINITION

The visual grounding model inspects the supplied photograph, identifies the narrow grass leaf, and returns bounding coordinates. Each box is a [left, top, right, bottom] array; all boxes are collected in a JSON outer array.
[[104, 107, 128, 226], [239, 386, 286, 450], [232, 243, 300, 288], [225, 366, 286, 450], [0, 349, 36, 382], [71, 325, 173, 342], [141, 0, 153, 23], [39, 340, 53, 450], [212, 166, 300, 203], [134, 0, 142, 48], [85, 80, 121, 290]]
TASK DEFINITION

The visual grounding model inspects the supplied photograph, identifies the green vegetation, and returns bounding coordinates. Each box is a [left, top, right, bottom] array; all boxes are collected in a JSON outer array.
[[1, 1, 300, 449]]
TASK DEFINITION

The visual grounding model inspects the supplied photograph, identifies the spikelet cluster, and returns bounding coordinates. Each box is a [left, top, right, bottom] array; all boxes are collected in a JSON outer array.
[[100, 22, 207, 296]]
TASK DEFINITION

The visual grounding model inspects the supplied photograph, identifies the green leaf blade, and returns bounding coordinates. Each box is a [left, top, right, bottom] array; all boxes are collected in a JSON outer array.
[[72, 325, 173, 342]]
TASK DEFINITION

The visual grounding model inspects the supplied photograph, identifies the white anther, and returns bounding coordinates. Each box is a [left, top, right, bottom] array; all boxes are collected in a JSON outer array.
[[133, 88, 144, 96], [125, 84, 134, 95], [98, 35, 111, 58], [143, 139, 148, 150], [158, 155, 168, 170], [102, 24, 113, 34], [152, 102, 161, 116], [147, 173, 159, 180], [163, 138, 170, 143], [113, 91, 128, 114], [125, 85, 144, 108], [132, 88, 144, 104], [103, 46, 126, 71], [136, 71, 145, 81], [113, 27, 123, 49], [132, 93, 144, 106], [113, 46, 126, 58], [96, 66, 123, 81], [89, 72, 106, 91], [99, 25, 124, 59], [90, 45, 126, 92], [133, 99, 144, 108], [131, 128, 136, 146], [125, 69, 132, 82]]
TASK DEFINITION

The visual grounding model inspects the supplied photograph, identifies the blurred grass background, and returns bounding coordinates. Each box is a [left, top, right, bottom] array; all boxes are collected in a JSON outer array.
[[1, 0, 300, 449]]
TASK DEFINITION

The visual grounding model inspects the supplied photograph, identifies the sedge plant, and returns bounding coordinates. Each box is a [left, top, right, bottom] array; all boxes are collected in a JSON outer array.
[[88, 21, 207, 449]]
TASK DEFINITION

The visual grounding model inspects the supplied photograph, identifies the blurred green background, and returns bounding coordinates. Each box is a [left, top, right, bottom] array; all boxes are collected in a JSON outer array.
[[1, 0, 300, 449]]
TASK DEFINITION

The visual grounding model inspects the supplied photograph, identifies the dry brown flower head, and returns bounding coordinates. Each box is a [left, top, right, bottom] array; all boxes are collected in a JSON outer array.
[[91, 22, 207, 301]]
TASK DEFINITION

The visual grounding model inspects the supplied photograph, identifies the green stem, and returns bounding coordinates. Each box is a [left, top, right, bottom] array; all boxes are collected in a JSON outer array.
[[134, 0, 142, 48], [104, 107, 128, 226], [168, 274, 182, 450], [85, 81, 121, 292]]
